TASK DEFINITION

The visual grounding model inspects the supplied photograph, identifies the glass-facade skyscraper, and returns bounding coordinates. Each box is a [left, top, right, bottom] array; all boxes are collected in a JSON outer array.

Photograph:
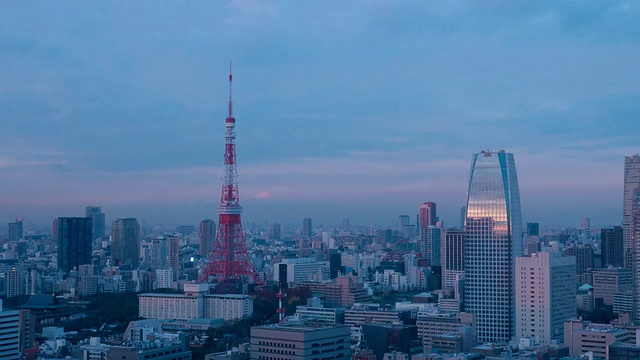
[[57, 217, 93, 273], [464, 150, 523, 342], [85, 206, 105, 241], [624, 154, 640, 268]]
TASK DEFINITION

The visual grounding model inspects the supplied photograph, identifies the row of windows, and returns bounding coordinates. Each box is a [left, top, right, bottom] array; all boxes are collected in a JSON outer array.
[[257, 341, 296, 348], [142, 347, 182, 358], [259, 348, 295, 355]]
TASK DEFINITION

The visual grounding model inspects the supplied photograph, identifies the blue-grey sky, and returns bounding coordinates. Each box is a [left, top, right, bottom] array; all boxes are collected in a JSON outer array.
[[1, 1, 639, 228]]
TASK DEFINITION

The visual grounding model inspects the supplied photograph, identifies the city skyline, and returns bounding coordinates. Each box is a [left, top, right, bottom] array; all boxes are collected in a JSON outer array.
[[2, 2, 640, 226]]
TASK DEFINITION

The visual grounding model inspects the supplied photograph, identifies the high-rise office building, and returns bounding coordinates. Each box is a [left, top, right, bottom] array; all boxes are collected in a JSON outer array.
[[419, 202, 437, 228], [6, 266, 25, 298], [442, 229, 464, 290], [399, 215, 410, 234], [302, 218, 313, 238], [460, 206, 466, 229], [85, 206, 105, 241], [419, 227, 442, 268], [8, 220, 23, 242], [563, 244, 594, 276], [592, 267, 633, 307], [601, 226, 623, 268], [57, 217, 92, 273], [199, 219, 216, 257], [526, 222, 539, 237], [623, 155, 640, 260], [464, 150, 523, 342], [111, 218, 140, 268], [515, 252, 576, 346], [342, 218, 350, 230], [167, 236, 180, 281], [633, 186, 640, 321], [150, 237, 167, 270]]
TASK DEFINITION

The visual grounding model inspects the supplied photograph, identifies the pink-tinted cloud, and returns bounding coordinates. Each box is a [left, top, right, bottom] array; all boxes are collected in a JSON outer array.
[[253, 191, 271, 199]]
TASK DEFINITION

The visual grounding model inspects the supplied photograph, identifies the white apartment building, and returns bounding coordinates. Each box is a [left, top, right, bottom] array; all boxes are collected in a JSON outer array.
[[204, 294, 253, 321], [273, 258, 329, 284], [515, 252, 576, 346], [138, 293, 203, 320], [139, 283, 253, 321]]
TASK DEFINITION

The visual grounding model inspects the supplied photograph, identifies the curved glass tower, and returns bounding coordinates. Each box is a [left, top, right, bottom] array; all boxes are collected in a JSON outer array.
[[464, 150, 522, 342]]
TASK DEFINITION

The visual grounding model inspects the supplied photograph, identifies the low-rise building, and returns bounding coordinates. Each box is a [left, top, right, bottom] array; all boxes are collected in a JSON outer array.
[[139, 284, 253, 321], [345, 304, 405, 327], [608, 341, 640, 360], [295, 306, 345, 324], [250, 323, 350, 360], [416, 312, 475, 352], [204, 294, 253, 321], [0, 302, 20, 359], [107, 338, 191, 360], [564, 319, 631, 359]]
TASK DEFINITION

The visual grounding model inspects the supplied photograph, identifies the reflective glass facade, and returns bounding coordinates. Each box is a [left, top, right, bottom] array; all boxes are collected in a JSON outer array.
[[464, 150, 522, 342]]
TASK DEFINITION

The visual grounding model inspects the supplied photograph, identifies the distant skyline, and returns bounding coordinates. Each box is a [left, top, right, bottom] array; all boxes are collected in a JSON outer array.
[[1, 1, 639, 227]]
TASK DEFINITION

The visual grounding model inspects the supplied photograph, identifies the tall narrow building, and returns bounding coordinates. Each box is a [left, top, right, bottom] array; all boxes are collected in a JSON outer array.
[[302, 218, 313, 238], [168, 236, 180, 281], [464, 150, 523, 342], [623, 155, 640, 262], [600, 226, 623, 268], [199, 219, 216, 257], [111, 218, 141, 268], [150, 237, 168, 270], [8, 220, 23, 242], [57, 217, 93, 273], [442, 228, 465, 290], [419, 226, 442, 268], [632, 186, 640, 321], [85, 206, 106, 241]]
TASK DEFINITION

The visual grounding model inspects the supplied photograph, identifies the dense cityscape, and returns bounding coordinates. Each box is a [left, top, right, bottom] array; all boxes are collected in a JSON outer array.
[[2, 78, 640, 359], [2, 2, 640, 360]]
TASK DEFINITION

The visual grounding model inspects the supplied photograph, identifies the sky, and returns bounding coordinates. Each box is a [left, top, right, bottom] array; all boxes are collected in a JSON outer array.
[[1, 1, 639, 229]]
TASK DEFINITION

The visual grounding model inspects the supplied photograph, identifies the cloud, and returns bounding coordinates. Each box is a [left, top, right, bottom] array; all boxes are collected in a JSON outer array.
[[253, 191, 271, 199], [0, 1, 638, 226]]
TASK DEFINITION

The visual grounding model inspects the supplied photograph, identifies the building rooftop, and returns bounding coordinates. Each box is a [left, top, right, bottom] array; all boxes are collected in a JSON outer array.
[[577, 284, 593, 291], [254, 323, 348, 333], [205, 294, 252, 299]]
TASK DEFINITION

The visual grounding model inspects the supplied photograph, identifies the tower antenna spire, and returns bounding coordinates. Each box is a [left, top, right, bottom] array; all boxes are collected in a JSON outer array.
[[228, 62, 233, 118]]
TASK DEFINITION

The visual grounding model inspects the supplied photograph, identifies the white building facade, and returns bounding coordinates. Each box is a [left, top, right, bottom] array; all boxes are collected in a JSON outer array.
[[139, 284, 253, 321], [515, 252, 576, 346]]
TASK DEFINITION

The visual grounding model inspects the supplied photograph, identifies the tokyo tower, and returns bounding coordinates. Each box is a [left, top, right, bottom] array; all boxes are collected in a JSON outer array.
[[198, 64, 263, 285]]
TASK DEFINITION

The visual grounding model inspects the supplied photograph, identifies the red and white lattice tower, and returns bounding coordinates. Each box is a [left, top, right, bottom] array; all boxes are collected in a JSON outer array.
[[198, 64, 263, 285]]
